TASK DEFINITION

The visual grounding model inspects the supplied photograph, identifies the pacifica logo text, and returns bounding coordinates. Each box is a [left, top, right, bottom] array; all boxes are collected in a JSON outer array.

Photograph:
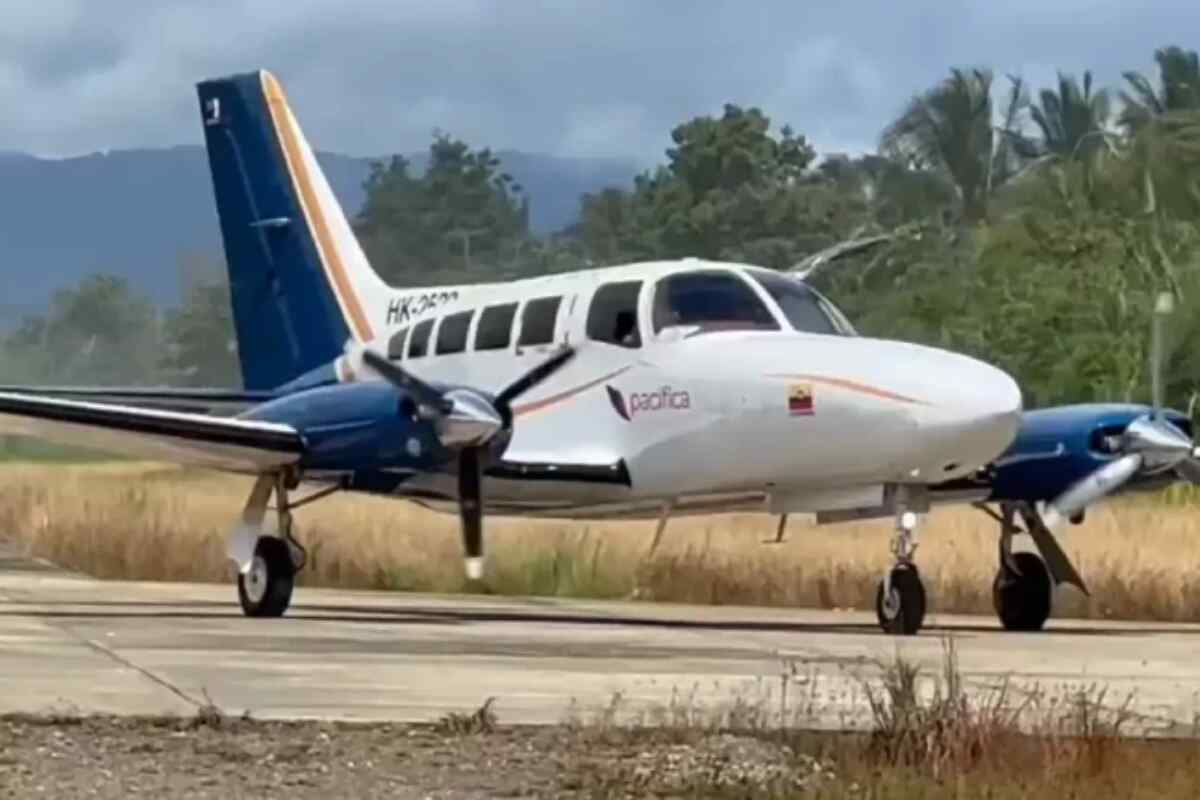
[[606, 386, 691, 421]]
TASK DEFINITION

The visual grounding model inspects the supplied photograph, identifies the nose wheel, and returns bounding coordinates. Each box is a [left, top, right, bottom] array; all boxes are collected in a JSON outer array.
[[875, 509, 927, 635]]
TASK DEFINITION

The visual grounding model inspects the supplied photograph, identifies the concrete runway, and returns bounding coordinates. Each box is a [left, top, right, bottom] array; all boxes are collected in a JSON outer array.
[[4, 541, 1200, 734]]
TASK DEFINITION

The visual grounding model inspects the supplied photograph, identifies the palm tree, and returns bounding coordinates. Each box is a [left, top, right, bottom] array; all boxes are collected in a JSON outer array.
[[991, 75, 1032, 189], [880, 69, 996, 223], [1027, 71, 1112, 160], [1120, 46, 1200, 131], [1113, 48, 1200, 218]]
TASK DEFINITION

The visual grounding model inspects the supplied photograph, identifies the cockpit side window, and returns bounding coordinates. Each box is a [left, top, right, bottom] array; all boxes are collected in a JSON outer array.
[[652, 271, 779, 334], [587, 281, 643, 348], [747, 269, 852, 336]]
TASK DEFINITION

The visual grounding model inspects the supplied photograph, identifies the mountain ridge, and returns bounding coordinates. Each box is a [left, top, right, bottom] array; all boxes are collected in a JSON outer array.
[[0, 146, 637, 318]]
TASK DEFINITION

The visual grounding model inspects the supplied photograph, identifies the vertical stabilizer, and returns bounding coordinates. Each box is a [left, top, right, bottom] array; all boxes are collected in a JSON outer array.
[[197, 70, 387, 390]]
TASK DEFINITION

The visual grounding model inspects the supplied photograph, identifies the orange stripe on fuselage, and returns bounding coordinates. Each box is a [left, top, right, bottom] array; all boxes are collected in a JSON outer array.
[[767, 374, 930, 406], [513, 366, 632, 418], [261, 72, 374, 343]]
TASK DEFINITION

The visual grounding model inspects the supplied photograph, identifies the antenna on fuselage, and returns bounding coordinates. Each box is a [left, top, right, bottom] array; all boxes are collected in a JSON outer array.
[[789, 234, 894, 282]]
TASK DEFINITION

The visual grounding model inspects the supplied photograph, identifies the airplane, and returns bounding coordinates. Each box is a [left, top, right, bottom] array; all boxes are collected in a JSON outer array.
[[0, 69, 1038, 638], [797, 240, 1200, 633]]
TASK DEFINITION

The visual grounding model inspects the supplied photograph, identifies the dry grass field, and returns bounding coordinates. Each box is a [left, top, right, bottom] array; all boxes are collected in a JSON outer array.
[[3, 462, 1200, 621]]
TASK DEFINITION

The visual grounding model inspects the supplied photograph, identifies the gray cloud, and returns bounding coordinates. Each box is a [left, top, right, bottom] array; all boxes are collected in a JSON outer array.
[[0, 0, 1195, 164]]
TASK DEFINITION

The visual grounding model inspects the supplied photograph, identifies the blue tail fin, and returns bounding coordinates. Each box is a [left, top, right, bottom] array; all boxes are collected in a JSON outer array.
[[197, 70, 386, 390]]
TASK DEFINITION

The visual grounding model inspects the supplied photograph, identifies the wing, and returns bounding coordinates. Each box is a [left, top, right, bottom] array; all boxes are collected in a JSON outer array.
[[0, 387, 277, 416], [0, 392, 303, 472]]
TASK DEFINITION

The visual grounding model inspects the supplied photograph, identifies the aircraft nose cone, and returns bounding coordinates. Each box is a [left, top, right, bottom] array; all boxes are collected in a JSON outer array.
[[910, 352, 1022, 480]]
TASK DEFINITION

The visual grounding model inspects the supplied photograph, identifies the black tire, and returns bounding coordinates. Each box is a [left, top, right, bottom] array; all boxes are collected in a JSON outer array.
[[875, 564, 926, 636], [992, 551, 1052, 632], [237, 537, 295, 618]]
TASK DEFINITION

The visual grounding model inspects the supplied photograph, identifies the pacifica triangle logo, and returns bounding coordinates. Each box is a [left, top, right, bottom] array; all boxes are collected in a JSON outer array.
[[606, 385, 691, 421]]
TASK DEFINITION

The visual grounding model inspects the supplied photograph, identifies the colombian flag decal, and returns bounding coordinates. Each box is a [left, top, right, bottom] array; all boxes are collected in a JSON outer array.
[[788, 383, 814, 416]]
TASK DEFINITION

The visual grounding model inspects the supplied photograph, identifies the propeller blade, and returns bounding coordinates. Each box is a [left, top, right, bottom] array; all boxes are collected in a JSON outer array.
[[458, 446, 485, 580], [1042, 452, 1143, 529], [361, 349, 451, 416], [1176, 455, 1200, 485], [494, 346, 576, 413], [1151, 291, 1174, 417]]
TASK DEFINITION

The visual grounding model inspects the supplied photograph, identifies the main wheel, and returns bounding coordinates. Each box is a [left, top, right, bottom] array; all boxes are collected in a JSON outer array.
[[992, 551, 1052, 632], [237, 537, 295, 618], [875, 564, 926, 635]]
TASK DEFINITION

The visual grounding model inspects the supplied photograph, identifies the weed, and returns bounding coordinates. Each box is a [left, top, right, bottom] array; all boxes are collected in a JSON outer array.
[[189, 690, 225, 730], [433, 697, 497, 736]]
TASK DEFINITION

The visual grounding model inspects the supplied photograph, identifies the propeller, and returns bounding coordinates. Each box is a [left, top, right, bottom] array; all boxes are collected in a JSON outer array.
[[1041, 291, 1197, 529], [360, 345, 576, 578]]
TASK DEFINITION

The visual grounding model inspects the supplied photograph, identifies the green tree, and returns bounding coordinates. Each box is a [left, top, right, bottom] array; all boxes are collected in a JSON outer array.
[[1120, 46, 1200, 131], [813, 154, 957, 230], [4, 275, 161, 385], [880, 69, 998, 223], [160, 279, 241, 388], [577, 105, 818, 268], [1025, 71, 1113, 161], [356, 134, 530, 286]]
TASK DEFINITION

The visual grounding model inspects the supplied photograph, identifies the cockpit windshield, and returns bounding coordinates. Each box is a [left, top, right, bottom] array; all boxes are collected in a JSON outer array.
[[652, 270, 780, 334], [746, 269, 857, 336]]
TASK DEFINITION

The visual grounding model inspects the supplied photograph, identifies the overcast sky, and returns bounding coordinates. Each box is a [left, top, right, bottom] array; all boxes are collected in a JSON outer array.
[[0, 0, 1194, 165]]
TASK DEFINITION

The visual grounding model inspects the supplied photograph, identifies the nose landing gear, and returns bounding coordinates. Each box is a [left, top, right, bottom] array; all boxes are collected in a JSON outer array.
[[876, 509, 927, 635]]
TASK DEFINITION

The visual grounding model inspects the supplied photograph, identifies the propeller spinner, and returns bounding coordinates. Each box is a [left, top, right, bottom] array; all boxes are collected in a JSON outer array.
[[359, 346, 576, 579]]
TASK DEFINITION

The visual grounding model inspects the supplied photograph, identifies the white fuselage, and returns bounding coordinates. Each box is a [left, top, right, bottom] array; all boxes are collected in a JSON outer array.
[[337, 258, 1023, 521]]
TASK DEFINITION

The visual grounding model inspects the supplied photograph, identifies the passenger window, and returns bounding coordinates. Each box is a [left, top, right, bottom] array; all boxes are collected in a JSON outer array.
[[652, 271, 780, 334], [387, 328, 409, 360], [408, 318, 433, 358], [518, 296, 562, 347], [475, 303, 518, 351], [436, 310, 473, 355], [587, 281, 643, 348]]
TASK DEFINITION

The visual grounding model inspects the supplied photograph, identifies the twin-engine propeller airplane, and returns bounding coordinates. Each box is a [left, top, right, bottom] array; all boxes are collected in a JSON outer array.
[[0, 70, 1029, 636]]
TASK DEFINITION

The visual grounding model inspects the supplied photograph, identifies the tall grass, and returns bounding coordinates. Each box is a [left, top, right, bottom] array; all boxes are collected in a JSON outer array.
[[4, 462, 1200, 620]]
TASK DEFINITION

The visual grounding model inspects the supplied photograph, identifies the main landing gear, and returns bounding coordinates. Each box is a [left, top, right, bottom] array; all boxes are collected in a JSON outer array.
[[876, 508, 927, 635], [227, 472, 321, 619], [977, 502, 1088, 632]]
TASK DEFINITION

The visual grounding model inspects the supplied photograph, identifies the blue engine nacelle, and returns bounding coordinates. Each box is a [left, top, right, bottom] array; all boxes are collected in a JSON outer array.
[[242, 382, 451, 473], [985, 403, 1192, 503]]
